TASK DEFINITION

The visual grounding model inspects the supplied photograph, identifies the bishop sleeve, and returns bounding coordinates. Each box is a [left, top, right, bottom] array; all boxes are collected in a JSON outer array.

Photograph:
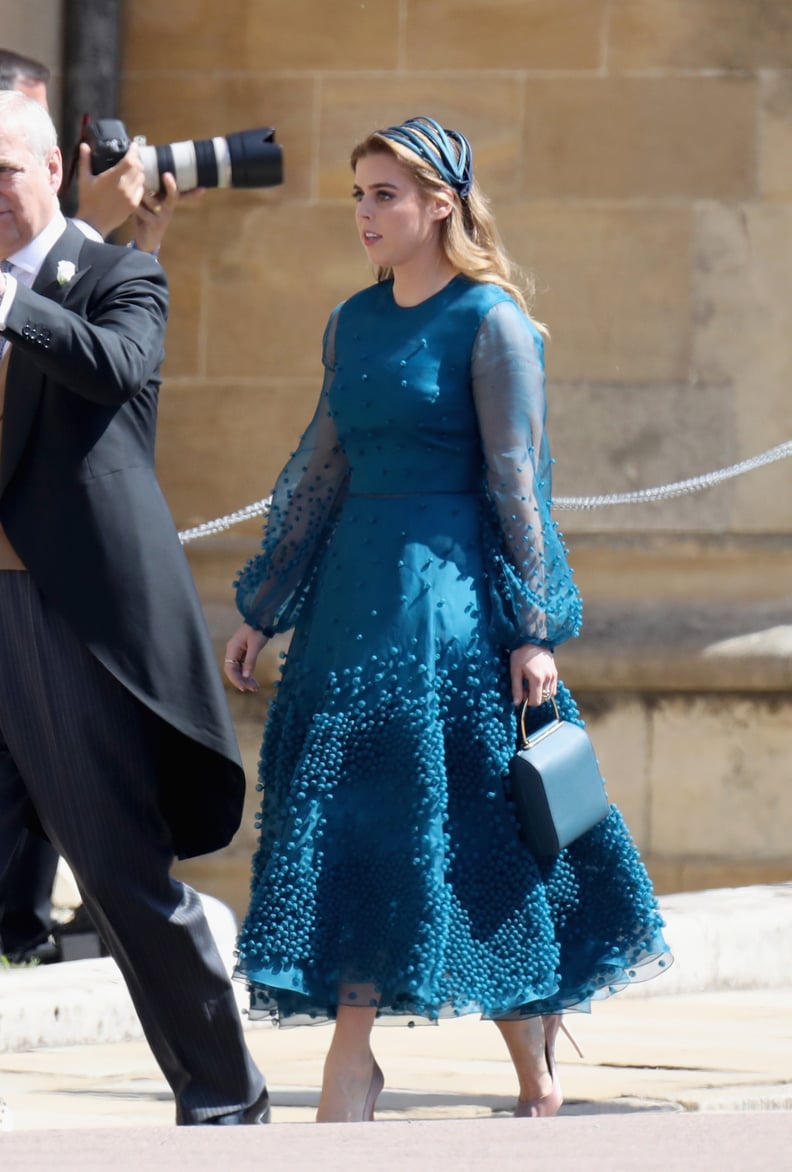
[[471, 298, 582, 650], [234, 307, 349, 634]]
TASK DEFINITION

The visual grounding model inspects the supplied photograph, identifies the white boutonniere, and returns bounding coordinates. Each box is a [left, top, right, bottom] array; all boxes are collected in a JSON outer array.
[[56, 260, 77, 286]]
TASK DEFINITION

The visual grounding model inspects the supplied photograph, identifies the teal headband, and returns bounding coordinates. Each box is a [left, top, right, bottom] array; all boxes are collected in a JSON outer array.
[[379, 116, 473, 198]]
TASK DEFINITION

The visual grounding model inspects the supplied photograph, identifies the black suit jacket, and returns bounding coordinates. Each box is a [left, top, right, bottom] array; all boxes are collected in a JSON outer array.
[[0, 221, 245, 859]]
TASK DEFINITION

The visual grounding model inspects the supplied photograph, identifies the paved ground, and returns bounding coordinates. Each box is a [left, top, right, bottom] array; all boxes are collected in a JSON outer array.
[[2, 986, 792, 1169], [1, 1114, 791, 1171], [2, 886, 792, 1164], [2, 985, 792, 1131]]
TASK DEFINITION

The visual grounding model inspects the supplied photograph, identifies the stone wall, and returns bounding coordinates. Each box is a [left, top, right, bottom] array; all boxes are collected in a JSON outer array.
[[116, 0, 792, 538], [5, 1, 792, 912], [118, 0, 792, 912]]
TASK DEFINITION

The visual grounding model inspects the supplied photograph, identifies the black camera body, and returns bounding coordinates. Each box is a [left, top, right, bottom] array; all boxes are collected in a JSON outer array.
[[83, 118, 283, 192], [84, 118, 131, 174]]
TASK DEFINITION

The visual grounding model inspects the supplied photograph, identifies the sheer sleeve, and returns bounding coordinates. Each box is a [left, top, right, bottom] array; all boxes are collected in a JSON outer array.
[[472, 298, 582, 650], [234, 307, 349, 634]]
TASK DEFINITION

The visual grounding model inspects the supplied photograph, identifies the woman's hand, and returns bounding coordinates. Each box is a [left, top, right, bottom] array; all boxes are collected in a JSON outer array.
[[510, 644, 557, 707], [224, 623, 269, 692]]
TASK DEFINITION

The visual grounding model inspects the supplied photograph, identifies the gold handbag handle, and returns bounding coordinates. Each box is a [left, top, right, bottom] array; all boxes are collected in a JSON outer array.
[[518, 695, 561, 750]]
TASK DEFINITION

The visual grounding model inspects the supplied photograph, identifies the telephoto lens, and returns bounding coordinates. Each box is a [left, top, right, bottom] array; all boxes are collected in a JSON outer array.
[[138, 127, 283, 192]]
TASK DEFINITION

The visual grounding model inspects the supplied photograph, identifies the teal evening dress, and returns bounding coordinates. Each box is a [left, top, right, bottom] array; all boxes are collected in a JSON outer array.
[[234, 275, 671, 1024]]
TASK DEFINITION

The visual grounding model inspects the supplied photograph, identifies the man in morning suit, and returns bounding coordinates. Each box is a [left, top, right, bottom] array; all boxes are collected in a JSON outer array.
[[0, 90, 268, 1125], [0, 46, 189, 968]]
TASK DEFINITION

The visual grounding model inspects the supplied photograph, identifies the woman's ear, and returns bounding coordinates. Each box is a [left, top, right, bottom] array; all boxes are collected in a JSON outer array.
[[430, 190, 455, 222]]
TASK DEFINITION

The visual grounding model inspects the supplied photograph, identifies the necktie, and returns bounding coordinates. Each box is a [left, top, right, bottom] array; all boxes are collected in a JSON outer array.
[[0, 258, 13, 362]]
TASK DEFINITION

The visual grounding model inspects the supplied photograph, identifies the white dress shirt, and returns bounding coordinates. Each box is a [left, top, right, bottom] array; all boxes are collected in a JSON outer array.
[[0, 211, 69, 329]]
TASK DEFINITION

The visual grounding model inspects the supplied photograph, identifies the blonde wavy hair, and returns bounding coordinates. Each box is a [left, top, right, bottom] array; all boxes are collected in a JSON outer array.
[[350, 126, 547, 335]]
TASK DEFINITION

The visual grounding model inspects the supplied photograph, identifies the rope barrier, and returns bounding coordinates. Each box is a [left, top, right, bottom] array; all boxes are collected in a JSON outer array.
[[177, 439, 792, 544], [552, 439, 792, 511]]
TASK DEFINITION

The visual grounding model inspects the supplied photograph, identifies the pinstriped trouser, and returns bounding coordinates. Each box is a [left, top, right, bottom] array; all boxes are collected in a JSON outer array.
[[0, 572, 265, 1123]]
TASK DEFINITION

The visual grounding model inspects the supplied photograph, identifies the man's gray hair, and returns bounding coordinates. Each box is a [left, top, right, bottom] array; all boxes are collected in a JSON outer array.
[[0, 89, 58, 161]]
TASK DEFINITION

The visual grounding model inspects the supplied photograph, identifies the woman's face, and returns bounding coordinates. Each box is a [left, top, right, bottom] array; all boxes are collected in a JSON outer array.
[[353, 151, 449, 270]]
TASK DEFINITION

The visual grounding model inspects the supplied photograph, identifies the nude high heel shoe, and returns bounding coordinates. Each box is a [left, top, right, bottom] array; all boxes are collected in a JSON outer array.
[[317, 1054, 384, 1123], [363, 1060, 384, 1121], [514, 1015, 582, 1118]]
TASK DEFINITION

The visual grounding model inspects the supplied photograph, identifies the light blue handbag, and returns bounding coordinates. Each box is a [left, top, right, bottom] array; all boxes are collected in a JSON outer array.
[[508, 698, 610, 856]]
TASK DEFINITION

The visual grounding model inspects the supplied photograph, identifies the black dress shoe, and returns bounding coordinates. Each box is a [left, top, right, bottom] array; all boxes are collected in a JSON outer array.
[[202, 1087, 271, 1126], [241, 1088, 271, 1125], [1, 936, 60, 967]]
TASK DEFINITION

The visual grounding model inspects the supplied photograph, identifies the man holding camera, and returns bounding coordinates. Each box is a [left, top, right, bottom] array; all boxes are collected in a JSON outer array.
[[0, 90, 269, 1125], [0, 48, 181, 256]]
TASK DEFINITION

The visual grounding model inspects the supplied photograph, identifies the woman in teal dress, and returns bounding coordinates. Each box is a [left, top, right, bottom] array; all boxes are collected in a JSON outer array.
[[225, 117, 671, 1122]]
